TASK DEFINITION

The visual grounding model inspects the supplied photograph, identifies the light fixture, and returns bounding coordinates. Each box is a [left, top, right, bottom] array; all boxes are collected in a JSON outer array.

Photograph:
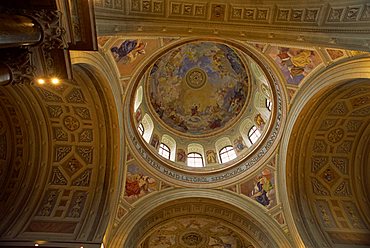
[[36, 78, 45, 85], [51, 77, 60, 85], [34, 244, 39, 247]]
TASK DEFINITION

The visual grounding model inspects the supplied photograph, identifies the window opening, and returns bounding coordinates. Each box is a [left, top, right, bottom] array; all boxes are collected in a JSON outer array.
[[266, 98, 272, 111], [219, 146, 237, 163], [158, 143, 171, 159], [248, 125, 261, 144], [138, 123, 144, 136], [187, 152, 204, 167]]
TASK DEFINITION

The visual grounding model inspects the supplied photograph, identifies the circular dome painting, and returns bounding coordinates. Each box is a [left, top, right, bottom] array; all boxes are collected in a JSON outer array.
[[148, 41, 249, 135]]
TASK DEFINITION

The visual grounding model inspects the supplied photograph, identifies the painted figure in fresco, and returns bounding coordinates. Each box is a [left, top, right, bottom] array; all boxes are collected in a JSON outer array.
[[274, 47, 314, 85], [135, 108, 142, 122], [125, 172, 156, 198], [148, 42, 249, 135], [150, 134, 160, 149], [206, 150, 217, 164], [233, 136, 245, 152], [255, 113, 265, 130], [250, 175, 274, 207], [191, 104, 199, 116], [111, 39, 146, 64], [176, 149, 186, 163]]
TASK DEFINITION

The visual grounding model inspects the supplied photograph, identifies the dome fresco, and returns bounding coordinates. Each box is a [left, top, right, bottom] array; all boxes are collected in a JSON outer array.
[[129, 38, 281, 180], [148, 41, 249, 135]]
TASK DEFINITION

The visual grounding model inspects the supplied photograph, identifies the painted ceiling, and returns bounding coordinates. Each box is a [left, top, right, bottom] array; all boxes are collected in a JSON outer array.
[[148, 41, 249, 135], [140, 215, 253, 248]]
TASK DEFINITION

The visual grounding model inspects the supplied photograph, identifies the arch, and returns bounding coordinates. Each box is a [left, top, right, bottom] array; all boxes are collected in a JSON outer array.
[[187, 143, 205, 161], [0, 86, 49, 237], [1, 49, 123, 245], [214, 136, 233, 153], [137, 123, 144, 136], [109, 189, 292, 247], [161, 134, 176, 161], [69, 50, 123, 244], [279, 56, 370, 248], [141, 114, 154, 143]]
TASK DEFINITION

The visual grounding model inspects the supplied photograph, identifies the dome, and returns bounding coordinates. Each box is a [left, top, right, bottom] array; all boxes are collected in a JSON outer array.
[[147, 41, 250, 136], [126, 38, 284, 186]]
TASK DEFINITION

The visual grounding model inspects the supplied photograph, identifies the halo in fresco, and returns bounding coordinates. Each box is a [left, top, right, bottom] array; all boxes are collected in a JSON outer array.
[[148, 41, 249, 135]]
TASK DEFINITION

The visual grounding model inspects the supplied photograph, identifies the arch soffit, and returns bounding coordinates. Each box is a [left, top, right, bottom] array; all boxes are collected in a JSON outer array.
[[0, 85, 50, 236], [70, 50, 124, 242], [278, 56, 370, 247]]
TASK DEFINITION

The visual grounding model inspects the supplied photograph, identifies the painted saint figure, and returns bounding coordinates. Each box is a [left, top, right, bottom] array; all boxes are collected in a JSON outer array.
[[111, 39, 147, 64]]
